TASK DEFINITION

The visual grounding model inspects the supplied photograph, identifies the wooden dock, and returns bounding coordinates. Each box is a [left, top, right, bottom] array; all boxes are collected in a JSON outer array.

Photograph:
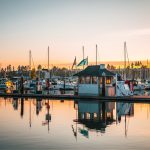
[[0, 93, 150, 103]]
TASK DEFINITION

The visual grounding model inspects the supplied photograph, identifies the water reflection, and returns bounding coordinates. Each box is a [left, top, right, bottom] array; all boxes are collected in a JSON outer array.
[[20, 98, 24, 118], [42, 100, 51, 132], [0, 98, 148, 136], [12, 97, 18, 110], [73, 101, 116, 137], [36, 98, 42, 115], [0, 98, 150, 149], [116, 102, 134, 137]]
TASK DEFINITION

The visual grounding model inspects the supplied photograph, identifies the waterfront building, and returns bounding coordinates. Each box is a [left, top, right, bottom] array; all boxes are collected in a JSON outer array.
[[74, 64, 116, 96]]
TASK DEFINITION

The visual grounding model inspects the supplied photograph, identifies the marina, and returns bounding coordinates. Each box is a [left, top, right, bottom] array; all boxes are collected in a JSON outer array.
[[1, 64, 150, 104], [1, 0, 150, 149]]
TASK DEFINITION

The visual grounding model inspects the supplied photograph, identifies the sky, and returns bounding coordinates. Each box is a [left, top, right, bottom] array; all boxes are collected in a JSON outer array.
[[0, 0, 150, 68]]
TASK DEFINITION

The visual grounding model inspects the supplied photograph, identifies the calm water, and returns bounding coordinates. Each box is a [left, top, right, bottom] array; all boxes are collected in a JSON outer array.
[[0, 98, 150, 150]]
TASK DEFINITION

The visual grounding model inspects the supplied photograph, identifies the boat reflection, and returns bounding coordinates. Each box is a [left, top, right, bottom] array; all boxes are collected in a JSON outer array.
[[42, 100, 51, 132], [12, 97, 19, 110], [73, 101, 115, 138], [20, 98, 24, 118], [36, 98, 42, 115], [4, 98, 135, 138], [73, 100, 134, 138], [116, 102, 134, 137], [11, 98, 52, 131]]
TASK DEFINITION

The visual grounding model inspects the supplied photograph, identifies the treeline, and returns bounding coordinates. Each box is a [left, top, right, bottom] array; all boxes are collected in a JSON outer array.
[[0, 64, 74, 78], [107, 61, 148, 70]]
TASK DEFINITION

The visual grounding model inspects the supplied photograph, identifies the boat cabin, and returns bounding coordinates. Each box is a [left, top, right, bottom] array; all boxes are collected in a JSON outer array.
[[74, 64, 116, 96]]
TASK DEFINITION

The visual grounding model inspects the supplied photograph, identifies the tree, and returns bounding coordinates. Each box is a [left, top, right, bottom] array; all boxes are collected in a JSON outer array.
[[13, 66, 15, 72], [37, 64, 42, 70], [37, 64, 42, 78], [131, 62, 134, 69], [107, 64, 110, 69]]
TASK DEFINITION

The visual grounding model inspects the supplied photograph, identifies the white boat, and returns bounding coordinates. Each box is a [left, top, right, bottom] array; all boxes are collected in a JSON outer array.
[[50, 80, 77, 90], [23, 80, 31, 90], [145, 80, 150, 90], [116, 81, 133, 96], [132, 80, 145, 91]]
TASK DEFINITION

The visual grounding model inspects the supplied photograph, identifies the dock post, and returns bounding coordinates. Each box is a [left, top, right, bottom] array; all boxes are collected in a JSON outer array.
[[64, 78, 66, 90], [20, 76, 24, 94], [46, 78, 50, 94], [102, 76, 105, 96], [36, 77, 38, 93]]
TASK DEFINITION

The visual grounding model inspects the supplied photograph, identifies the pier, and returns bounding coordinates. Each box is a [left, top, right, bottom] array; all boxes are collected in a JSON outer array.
[[0, 93, 150, 103]]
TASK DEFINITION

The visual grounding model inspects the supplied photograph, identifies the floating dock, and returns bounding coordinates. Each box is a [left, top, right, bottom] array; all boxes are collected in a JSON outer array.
[[0, 93, 150, 103]]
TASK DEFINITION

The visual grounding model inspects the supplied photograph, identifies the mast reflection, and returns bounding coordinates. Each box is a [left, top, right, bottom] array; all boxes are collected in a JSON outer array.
[[42, 100, 51, 132], [20, 98, 24, 118], [36, 98, 42, 115], [12, 97, 18, 110], [116, 102, 134, 137]]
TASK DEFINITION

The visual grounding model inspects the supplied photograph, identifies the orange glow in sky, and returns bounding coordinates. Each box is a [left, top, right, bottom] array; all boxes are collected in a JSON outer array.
[[1, 0, 150, 68]]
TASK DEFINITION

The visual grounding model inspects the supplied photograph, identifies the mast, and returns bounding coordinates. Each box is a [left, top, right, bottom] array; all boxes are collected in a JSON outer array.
[[83, 46, 84, 69], [29, 50, 31, 70], [124, 42, 126, 80], [96, 44, 98, 65], [48, 46, 49, 70], [29, 50, 31, 78]]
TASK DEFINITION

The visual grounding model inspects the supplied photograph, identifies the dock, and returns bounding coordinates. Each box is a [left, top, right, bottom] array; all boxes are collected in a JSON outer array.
[[0, 93, 150, 103]]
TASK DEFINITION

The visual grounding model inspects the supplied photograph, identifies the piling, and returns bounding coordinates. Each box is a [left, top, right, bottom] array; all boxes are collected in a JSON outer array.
[[64, 78, 66, 90], [20, 77, 24, 94], [102, 76, 105, 96]]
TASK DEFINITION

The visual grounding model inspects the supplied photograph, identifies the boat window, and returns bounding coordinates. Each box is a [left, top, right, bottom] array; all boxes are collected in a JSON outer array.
[[92, 77, 97, 84], [99, 77, 102, 84], [86, 113, 91, 119], [85, 76, 91, 84], [79, 77, 85, 84], [94, 113, 98, 119], [106, 77, 111, 84]]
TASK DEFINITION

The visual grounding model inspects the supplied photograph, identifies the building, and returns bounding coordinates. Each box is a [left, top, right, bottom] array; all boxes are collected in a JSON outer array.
[[74, 64, 116, 96]]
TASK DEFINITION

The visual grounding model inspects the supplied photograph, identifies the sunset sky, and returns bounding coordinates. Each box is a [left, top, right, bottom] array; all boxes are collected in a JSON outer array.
[[0, 0, 150, 68]]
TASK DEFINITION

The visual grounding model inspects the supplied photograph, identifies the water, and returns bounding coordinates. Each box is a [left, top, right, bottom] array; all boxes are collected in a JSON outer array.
[[0, 98, 150, 150]]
